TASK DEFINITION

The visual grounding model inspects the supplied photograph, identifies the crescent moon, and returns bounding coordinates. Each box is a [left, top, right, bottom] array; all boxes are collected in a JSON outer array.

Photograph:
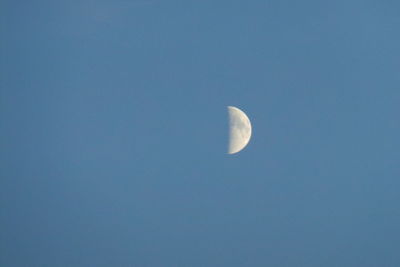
[[227, 106, 252, 154]]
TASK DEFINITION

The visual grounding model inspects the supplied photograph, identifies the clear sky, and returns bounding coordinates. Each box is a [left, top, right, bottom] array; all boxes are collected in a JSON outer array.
[[1, 1, 400, 266]]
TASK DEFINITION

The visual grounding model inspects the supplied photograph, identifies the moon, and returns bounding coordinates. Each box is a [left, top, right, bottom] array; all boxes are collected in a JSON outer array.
[[227, 106, 252, 154]]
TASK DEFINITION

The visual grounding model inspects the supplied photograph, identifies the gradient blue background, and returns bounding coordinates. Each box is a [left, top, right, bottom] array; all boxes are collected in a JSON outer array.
[[1, 1, 400, 266]]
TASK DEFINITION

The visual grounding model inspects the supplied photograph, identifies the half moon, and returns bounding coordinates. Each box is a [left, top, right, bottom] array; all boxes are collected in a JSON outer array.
[[227, 106, 252, 154]]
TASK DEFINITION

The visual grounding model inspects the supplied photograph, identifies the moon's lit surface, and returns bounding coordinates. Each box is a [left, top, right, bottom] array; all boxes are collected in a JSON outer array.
[[227, 106, 252, 154]]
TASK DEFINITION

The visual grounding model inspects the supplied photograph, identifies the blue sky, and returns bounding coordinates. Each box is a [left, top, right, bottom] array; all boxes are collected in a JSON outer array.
[[1, 1, 400, 266]]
